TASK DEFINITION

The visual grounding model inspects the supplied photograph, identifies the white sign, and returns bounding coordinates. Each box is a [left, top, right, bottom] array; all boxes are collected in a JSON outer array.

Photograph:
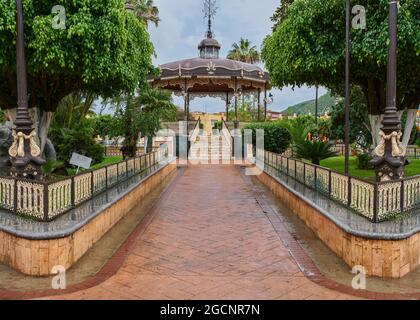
[[70, 153, 92, 170]]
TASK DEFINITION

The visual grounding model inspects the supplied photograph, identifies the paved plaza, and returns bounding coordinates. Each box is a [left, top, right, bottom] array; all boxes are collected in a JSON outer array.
[[41, 165, 358, 300]]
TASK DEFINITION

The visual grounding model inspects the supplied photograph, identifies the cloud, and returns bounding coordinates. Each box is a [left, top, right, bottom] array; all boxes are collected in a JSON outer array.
[[149, 0, 328, 113]]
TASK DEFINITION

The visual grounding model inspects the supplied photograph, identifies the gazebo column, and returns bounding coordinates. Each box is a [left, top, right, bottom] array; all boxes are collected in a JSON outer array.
[[257, 89, 261, 122], [225, 92, 229, 122], [234, 78, 239, 129], [264, 83, 267, 122]]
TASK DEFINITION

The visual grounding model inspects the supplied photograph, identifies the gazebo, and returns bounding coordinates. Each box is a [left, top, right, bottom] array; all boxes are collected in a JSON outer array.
[[149, 3, 270, 131]]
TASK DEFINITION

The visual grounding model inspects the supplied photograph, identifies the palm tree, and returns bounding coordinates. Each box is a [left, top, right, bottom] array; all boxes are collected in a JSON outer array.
[[295, 140, 337, 165], [53, 92, 97, 129], [227, 38, 260, 64], [112, 87, 177, 158], [126, 0, 160, 28]]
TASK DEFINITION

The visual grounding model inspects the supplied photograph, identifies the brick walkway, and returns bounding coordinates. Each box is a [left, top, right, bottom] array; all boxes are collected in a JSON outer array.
[[44, 165, 359, 300]]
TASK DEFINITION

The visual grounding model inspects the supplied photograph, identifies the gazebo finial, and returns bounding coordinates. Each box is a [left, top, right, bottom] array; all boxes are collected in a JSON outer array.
[[203, 0, 218, 39]]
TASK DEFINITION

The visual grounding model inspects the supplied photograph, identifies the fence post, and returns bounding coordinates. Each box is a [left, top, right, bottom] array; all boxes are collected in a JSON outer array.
[[287, 157, 289, 176], [71, 177, 75, 208], [105, 166, 108, 190], [91, 171, 94, 196], [303, 162, 306, 185], [126, 159, 129, 179], [348, 177, 352, 207], [373, 183, 379, 223], [116, 162, 119, 182], [400, 179, 405, 213], [43, 183, 49, 222], [13, 179, 17, 214], [328, 170, 332, 198], [314, 166, 317, 189]]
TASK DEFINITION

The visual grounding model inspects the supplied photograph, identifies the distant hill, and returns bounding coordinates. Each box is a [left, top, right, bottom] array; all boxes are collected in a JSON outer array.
[[281, 92, 335, 116]]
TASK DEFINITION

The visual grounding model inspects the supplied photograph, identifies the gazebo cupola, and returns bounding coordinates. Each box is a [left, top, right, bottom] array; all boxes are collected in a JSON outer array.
[[198, 10, 221, 59]]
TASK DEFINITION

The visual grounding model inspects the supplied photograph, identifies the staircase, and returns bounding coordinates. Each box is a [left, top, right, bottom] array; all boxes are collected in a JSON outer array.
[[189, 131, 232, 162]]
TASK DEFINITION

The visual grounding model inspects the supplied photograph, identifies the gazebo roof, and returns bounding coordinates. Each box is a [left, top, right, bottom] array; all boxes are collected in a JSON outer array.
[[149, 57, 269, 95], [148, 1, 269, 98]]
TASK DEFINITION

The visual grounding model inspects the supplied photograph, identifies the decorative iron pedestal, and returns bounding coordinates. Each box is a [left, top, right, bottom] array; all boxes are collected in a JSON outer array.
[[9, 0, 45, 180], [370, 0, 406, 182]]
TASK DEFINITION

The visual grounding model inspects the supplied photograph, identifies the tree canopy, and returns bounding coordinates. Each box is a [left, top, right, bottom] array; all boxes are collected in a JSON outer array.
[[262, 0, 420, 115], [227, 38, 260, 64], [0, 0, 154, 112]]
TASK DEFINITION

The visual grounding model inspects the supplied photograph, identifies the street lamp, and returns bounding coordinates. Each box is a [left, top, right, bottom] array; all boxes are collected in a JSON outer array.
[[344, 0, 351, 176], [8, 0, 45, 180], [370, 0, 406, 181]]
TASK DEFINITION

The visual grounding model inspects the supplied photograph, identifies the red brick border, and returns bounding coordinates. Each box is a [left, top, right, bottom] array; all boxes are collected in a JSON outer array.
[[0, 166, 183, 300], [0, 165, 419, 300], [242, 168, 420, 300]]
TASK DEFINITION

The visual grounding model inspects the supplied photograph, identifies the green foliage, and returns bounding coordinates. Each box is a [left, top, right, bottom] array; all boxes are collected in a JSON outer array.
[[212, 121, 222, 130], [262, 0, 420, 114], [93, 114, 115, 138], [282, 92, 335, 116], [228, 95, 261, 122], [110, 86, 177, 158], [270, 0, 294, 30], [243, 122, 291, 154], [227, 38, 260, 64], [356, 153, 373, 170], [49, 120, 104, 165], [295, 140, 337, 165], [278, 117, 314, 145], [42, 160, 67, 179], [0, 0, 154, 112], [329, 87, 372, 149]]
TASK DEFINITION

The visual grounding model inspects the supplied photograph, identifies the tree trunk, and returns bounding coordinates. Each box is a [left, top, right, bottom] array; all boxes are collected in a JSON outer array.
[[146, 136, 153, 153], [36, 108, 54, 155], [368, 114, 383, 148], [402, 108, 417, 147]]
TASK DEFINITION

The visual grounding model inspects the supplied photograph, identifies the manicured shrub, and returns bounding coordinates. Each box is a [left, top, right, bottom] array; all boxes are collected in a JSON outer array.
[[356, 153, 373, 169], [49, 120, 104, 166], [295, 140, 336, 165], [243, 122, 291, 154]]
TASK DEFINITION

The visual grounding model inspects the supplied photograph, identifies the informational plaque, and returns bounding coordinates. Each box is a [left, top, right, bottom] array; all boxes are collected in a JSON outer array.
[[70, 152, 92, 170]]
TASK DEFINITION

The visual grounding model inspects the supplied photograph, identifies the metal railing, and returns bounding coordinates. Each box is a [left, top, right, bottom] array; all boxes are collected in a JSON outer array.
[[189, 117, 201, 143], [0, 145, 169, 222], [221, 118, 232, 148], [105, 146, 159, 157], [330, 144, 420, 159], [259, 149, 420, 223]]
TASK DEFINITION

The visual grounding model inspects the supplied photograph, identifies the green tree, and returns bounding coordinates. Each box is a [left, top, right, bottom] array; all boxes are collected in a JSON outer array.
[[128, 0, 160, 28], [0, 0, 154, 154], [111, 87, 177, 158], [270, 0, 294, 30], [227, 38, 260, 64], [329, 87, 372, 150], [295, 140, 337, 165], [244, 122, 291, 154], [262, 0, 420, 147]]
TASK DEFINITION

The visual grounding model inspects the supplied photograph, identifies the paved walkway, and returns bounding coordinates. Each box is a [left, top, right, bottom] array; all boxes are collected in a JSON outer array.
[[45, 165, 358, 300]]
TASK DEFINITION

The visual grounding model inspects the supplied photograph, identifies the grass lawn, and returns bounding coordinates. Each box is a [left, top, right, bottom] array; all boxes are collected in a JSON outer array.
[[320, 156, 420, 181], [66, 156, 123, 176]]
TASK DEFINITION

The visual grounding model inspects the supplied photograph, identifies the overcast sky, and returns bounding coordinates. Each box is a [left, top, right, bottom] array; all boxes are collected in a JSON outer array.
[[148, 0, 327, 114]]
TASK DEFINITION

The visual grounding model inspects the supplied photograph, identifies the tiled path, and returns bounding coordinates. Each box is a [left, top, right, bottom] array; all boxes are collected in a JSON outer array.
[[44, 165, 359, 300]]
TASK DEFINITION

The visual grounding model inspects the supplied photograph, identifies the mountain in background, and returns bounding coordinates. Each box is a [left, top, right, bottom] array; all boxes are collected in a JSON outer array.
[[281, 92, 336, 116]]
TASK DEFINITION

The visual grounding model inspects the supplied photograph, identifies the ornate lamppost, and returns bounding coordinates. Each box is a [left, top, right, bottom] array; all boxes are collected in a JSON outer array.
[[371, 0, 406, 181], [8, 0, 45, 180]]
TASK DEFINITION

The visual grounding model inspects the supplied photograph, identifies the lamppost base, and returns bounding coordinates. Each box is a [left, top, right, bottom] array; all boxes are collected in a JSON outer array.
[[371, 156, 407, 182]]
